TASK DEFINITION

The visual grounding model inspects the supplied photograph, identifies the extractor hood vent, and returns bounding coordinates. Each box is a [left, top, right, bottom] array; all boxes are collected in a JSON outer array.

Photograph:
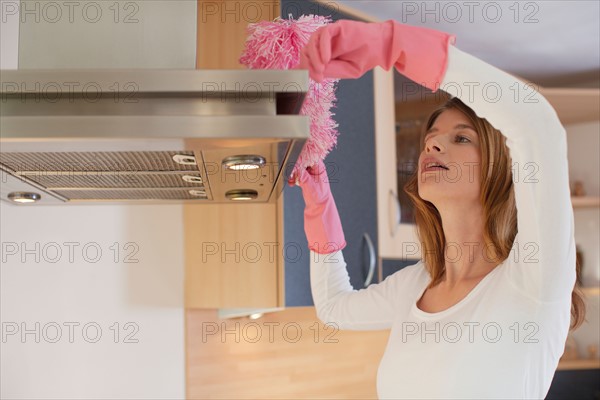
[[2, 150, 206, 201], [0, 69, 309, 205]]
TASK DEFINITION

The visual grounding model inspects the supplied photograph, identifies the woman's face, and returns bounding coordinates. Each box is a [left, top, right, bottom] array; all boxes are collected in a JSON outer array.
[[417, 108, 482, 206]]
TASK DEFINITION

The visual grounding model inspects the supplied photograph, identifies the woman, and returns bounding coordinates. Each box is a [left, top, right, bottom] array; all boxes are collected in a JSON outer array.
[[289, 19, 586, 399]]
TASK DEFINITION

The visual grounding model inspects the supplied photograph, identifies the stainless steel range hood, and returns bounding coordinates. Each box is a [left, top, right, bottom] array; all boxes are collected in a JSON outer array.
[[0, 69, 309, 205]]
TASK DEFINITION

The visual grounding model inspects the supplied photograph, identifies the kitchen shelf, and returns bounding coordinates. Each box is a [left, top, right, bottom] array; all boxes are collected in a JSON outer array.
[[557, 358, 600, 371], [581, 286, 600, 297], [540, 87, 600, 125], [571, 196, 600, 208]]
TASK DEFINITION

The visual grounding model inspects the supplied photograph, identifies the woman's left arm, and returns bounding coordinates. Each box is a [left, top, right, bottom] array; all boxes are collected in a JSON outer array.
[[441, 45, 577, 302]]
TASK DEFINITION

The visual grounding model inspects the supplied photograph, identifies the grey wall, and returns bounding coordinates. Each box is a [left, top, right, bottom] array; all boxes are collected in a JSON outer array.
[[17, 0, 196, 68]]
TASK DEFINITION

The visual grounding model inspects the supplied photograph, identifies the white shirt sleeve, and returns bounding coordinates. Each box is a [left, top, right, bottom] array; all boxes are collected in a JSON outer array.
[[440, 45, 577, 302], [310, 250, 408, 330]]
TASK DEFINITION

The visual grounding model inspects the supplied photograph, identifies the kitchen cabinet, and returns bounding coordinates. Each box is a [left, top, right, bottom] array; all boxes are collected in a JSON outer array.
[[376, 72, 451, 261], [184, 0, 283, 308], [283, 0, 379, 306]]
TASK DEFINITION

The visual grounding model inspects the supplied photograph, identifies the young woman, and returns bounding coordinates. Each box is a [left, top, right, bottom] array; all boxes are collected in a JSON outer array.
[[289, 20, 586, 399]]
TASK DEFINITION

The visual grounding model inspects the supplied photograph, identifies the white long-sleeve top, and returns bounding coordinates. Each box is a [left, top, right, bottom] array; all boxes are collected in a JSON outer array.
[[310, 44, 577, 399]]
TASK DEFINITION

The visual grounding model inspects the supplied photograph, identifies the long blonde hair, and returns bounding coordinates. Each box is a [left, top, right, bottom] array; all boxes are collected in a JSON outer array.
[[403, 97, 586, 330]]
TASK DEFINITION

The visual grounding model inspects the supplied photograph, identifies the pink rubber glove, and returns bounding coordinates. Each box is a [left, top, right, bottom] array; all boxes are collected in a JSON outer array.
[[299, 19, 456, 91], [288, 161, 347, 255]]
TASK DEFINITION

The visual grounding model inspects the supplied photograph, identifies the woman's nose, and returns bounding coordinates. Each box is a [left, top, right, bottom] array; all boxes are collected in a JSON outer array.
[[426, 138, 444, 153]]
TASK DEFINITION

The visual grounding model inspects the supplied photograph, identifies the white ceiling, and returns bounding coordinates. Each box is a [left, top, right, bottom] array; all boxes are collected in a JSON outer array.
[[336, 0, 600, 88]]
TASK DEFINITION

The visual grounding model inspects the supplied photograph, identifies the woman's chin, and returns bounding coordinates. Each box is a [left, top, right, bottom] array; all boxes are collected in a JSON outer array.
[[418, 184, 439, 200], [418, 189, 433, 204]]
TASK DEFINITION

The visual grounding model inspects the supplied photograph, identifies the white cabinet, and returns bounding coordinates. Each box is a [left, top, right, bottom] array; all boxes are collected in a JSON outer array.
[[374, 67, 407, 259], [374, 69, 451, 260]]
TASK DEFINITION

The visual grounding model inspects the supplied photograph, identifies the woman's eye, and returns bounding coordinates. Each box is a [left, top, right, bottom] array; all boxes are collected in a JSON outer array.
[[456, 135, 470, 143]]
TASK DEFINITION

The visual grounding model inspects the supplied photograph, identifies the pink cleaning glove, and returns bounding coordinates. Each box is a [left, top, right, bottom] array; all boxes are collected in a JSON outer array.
[[288, 161, 347, 255], [299, 19, 456, 91]]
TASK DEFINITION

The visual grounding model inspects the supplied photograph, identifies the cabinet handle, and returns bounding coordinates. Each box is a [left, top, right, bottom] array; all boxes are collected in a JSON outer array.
[[388, 189, 401, 237], [363, 232, 376, 287]]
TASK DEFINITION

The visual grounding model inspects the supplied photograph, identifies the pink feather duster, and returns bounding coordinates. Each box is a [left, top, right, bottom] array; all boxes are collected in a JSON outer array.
[[239, 15, 340, 178]]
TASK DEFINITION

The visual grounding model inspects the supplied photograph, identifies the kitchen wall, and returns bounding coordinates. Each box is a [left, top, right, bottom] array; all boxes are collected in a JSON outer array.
[[16, 0, 196, 68], [0, 202, 186, 399], [0, 1, 186, 398], [0, 0, 19, 69]]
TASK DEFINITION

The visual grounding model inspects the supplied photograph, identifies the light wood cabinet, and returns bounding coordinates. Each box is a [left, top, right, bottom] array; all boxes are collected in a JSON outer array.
[[539, 87, 600, 125], [185, 0, 283, 308], [184, 203, 282, 308]]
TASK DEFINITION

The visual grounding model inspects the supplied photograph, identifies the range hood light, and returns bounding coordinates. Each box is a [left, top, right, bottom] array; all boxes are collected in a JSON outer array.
[[8, 192, 42, 203], [182, 175, 203, 184], [222, 155, 266, 171], [226, 189, 258, 201], [172, 154, 198, 166]]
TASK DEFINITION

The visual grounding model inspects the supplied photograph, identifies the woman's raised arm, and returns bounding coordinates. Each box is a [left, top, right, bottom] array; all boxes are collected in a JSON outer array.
[[440, 45, 576, 302]]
